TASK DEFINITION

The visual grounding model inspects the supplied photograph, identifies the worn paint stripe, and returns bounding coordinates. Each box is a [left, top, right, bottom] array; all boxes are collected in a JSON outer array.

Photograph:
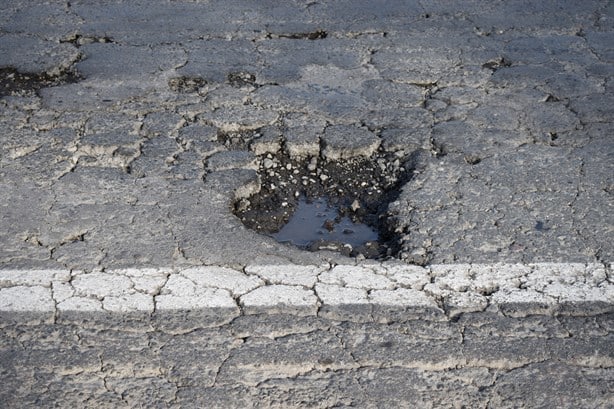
[[0, 263, 611, 314]]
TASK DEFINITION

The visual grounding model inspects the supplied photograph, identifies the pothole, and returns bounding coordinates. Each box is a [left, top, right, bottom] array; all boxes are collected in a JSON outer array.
[[232, 127, 417, 259]]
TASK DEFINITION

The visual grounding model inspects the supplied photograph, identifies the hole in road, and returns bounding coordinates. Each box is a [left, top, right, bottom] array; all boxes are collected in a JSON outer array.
[[234, 146, 417, 259]]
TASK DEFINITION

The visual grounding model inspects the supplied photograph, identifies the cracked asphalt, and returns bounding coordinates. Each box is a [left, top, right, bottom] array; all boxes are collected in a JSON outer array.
[[1, 262, 612, 407], [1, 0, 613, 407]]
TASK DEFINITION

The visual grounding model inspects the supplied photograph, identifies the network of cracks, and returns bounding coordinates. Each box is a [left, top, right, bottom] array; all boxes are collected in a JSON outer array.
[[0, 65, 423, 261]]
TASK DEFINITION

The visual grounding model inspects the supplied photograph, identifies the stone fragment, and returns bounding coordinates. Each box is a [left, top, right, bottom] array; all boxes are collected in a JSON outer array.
[[284, 126, 322, 158], [199, 105, 278, 133], [0, 34, 81, 74], [240, 285, 318, 316], [319, 265, 394, 290], [490, 289, 558, 317], [362, 79, 425, 108], [204, 168, 261, 200], [178, 124, 218, 142], [155, 289, 238, 310], [315, 283, 368, 305], [263, 158, 275, 169], [103, 292, 154, 312], [245, 264, 323, 287], [77, 43, 186, 80], [177, 39, 259, 84], [382, 264, 430, 290], [206, 151, 258, 171], [0, 269, 71, 287], [0, 286, 54, 311], [321, 125, 380, 160], [250, 126, 282, 155], [369, 288, 439, 308], [380, 128, 427, 154], [57, 296, 102, 312], [315, 283, 372, 322], [443, 292, 489, 317], [180, 266, 263, 297], [71, 272, 134, 298]]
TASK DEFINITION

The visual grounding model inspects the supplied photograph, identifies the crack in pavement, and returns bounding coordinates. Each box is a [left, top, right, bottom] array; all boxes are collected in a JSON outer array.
[[1, 1, 612, 406]]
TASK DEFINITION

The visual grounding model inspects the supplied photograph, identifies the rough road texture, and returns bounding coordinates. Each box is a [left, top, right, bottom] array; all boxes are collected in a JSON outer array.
[[1, 0, 613, 407], [1, 263, 613, 408], [1, 0, 612, 269]]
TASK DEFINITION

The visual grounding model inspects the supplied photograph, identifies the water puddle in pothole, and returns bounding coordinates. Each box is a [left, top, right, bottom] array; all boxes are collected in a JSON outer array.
[[271, 196, 379, 251]]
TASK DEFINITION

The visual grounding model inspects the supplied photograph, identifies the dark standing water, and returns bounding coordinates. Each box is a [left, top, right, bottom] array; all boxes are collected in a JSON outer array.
[[272, 196, 379, 248]]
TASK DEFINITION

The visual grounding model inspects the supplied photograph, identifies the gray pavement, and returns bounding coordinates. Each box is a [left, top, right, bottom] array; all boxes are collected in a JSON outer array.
[[1, 0, 613, 407], [1, 262, 612, 407]]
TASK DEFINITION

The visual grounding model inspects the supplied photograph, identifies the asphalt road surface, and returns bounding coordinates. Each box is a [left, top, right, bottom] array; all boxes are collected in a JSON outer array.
[[0, 1, 612, 407]]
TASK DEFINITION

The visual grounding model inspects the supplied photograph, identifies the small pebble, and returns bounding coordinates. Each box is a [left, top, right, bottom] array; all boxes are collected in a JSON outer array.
[[263, 158, 274, 169], [307, 157, 318, 171], [323, 220, 335, 231], [236, 198, 250, 212]]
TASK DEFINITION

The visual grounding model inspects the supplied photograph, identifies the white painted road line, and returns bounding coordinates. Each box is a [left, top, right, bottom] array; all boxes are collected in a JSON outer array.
[[1, 263, 611, 316]]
